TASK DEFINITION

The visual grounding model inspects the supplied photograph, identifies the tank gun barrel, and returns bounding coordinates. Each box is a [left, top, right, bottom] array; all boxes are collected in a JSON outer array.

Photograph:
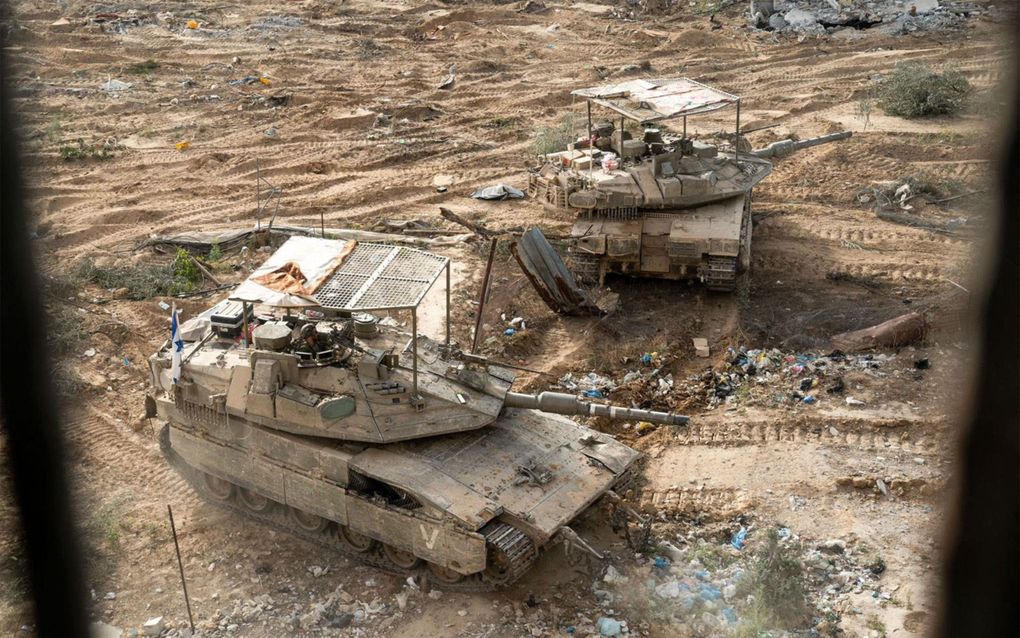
[[505, 391, 689, 426], [751, 131, 852, 159]]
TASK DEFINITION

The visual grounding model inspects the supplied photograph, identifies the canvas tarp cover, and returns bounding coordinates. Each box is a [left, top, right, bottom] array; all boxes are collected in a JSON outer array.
[[231, 236, 354, 307]]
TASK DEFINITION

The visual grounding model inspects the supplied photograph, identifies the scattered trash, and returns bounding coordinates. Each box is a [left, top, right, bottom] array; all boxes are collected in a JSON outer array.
[[640, 353, 653, 365], [265, 127, 278, 137], [876, 478, 890, 496], [141, 617, 164, 637], [175, 140, 190, 152], [100, 78, 132, 92], [846, 396, 867, 407], [438, 64, 456, 90], [583, 389, 604, 399], [730, 527, 747, 550], [802, 395, 817, 404], [504, 327, 516, 337], [693, 337, 710, 358], [602, 565, 628, 585], [158, 301, 171, 311], [84, 348, 97, 357], [653, 556, 670, 569], [596, 617, 622, 637], [471, 183, 525, 200], [229, 75, 260, 85], [187, 19, 199, 29], [259, 77, 271, 86]]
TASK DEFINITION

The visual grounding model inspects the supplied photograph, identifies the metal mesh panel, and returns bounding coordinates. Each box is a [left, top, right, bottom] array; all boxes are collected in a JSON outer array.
[[313, 243, 447, 311]]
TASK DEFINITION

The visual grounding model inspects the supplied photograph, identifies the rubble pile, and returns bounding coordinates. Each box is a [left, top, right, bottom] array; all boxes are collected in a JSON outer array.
[[751, 1, 992, 36]]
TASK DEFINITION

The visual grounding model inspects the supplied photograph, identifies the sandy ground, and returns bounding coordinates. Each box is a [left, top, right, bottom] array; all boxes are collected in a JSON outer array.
[[0, 1, 1013, 637]]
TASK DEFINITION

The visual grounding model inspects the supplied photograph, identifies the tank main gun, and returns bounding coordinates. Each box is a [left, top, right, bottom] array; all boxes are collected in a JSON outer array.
[[750, 131, 853, 159], [505, 391, 688, 426]]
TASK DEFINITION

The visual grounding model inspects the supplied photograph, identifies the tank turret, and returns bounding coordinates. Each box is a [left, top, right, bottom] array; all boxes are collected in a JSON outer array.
[[149, 236, 682, 590], [526, 78, 851, 291]]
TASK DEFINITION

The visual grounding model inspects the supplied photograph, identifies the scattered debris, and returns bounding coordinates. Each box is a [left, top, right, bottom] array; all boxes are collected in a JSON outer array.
[[511, 228, 603, 316], [693, 337, 710, 358], [100, 78, 132, 92], [438, 64, 456, 90], [141, 617, 164, 637], [471, 183, 525, 200]]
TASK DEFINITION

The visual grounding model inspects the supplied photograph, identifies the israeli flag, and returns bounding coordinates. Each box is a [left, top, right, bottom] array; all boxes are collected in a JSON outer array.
[[171, 304, 183, 384]]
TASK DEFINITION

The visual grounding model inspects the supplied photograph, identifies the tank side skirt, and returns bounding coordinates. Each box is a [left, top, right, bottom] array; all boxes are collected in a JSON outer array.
[[168, 424, 488, 574]]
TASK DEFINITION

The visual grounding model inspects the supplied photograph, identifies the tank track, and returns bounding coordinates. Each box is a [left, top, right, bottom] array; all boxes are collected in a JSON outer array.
[[569, 252, 601, 286], [704, 256, 737, 292], [159, 425, 536, 592]]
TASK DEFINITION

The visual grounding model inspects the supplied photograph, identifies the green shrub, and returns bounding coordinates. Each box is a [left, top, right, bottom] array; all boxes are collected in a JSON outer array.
[[736, 528, 810, 630], [878, 64, 970, 118], [532, 112, 578, 155], [128, 59, 160, 75], [59, 138, 115, 161], [75, 252, 199, 299]]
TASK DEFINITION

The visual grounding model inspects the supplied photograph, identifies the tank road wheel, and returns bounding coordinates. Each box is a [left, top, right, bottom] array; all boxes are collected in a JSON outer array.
[[383, 544, 421, 569], [288, 507, 329, 533], [338, 525, 377, 553], [237, 487, 273, 513], [204, 473, 234, 501], [427, 562, 465, 585]]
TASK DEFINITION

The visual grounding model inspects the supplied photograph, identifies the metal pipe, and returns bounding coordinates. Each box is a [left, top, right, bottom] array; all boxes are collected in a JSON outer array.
[[411, 306, 419, 401], [241, 301, 249, 348], [587, 99, 593, 178], [445, 261, 451, 348], [470, 237, 498, 354], [735, 98, 741, 162], [167, 505, 195, 632]]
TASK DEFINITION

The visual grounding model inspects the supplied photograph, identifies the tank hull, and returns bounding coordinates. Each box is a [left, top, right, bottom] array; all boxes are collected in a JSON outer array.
[[158, 396, 640, 590], [568, 193, 751, 291]]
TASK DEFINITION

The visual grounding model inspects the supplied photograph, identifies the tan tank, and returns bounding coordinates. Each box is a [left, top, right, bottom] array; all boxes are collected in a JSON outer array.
[[146, 236, 687, 589], [527, 78, 851, 290]]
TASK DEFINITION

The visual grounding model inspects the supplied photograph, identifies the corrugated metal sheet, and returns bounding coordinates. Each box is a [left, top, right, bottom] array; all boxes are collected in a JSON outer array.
[[571, 78, 737, 123], [511, 228, 602, 316]]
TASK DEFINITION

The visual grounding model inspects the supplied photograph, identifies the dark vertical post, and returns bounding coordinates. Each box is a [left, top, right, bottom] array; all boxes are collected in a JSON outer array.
[[586, 100, 593, 147], [256, 159, 261, 231], [241, 301, 250, 348], [735, 98, 741, 162], [411, 307, 419, 400], [167, 505, 195, 632], [445, 261, 451, 348], [471, 237, 498, 354], [320, 210, 325, 238]]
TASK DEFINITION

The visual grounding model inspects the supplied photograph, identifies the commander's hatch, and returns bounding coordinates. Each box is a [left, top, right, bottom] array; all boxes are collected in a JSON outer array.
[[230, 235, 451, 406]]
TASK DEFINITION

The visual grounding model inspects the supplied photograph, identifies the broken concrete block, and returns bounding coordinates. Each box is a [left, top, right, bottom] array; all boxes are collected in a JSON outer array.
[[693, 337, 710, 358]]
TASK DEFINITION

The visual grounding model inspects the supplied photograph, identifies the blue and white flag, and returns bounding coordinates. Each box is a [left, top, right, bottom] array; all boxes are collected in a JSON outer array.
[[170, 304, 183, 384]]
